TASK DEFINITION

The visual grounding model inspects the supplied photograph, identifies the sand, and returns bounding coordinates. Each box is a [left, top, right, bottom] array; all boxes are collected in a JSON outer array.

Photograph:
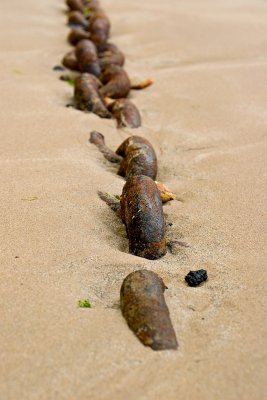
[[0, 0, 267, 399]]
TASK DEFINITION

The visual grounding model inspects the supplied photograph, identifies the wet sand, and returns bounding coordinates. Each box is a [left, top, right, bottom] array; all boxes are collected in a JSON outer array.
[[0, 0, 267, 399]]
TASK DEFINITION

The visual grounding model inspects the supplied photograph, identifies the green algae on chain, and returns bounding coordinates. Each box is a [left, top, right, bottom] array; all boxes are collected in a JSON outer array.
[[120, 270, 178, 350], [83, 7, 92, 18]]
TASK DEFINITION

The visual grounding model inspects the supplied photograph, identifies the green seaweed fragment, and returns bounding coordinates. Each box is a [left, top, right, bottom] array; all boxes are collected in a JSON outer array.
[[67, 78, 75, 87], [83, 8, 91, 18], [14, 69, 23, 75], [78, 300, 92, 308]]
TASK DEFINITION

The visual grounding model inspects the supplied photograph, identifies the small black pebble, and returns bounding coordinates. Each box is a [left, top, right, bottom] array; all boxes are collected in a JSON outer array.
[[185, 269, 208, 287], [66, 103, 74, 108], [53, 65, 65, 71]]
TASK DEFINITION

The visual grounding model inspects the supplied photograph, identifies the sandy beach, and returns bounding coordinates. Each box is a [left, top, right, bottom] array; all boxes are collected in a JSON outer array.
[[1, 0, 267, 399]]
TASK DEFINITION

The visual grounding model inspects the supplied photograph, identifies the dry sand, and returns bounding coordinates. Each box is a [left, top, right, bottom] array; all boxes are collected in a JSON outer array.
[[1, 0, 267, 399]]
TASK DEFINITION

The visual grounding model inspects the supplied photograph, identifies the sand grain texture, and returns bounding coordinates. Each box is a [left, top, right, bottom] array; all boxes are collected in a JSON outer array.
[[0, 0, 267, 399]]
